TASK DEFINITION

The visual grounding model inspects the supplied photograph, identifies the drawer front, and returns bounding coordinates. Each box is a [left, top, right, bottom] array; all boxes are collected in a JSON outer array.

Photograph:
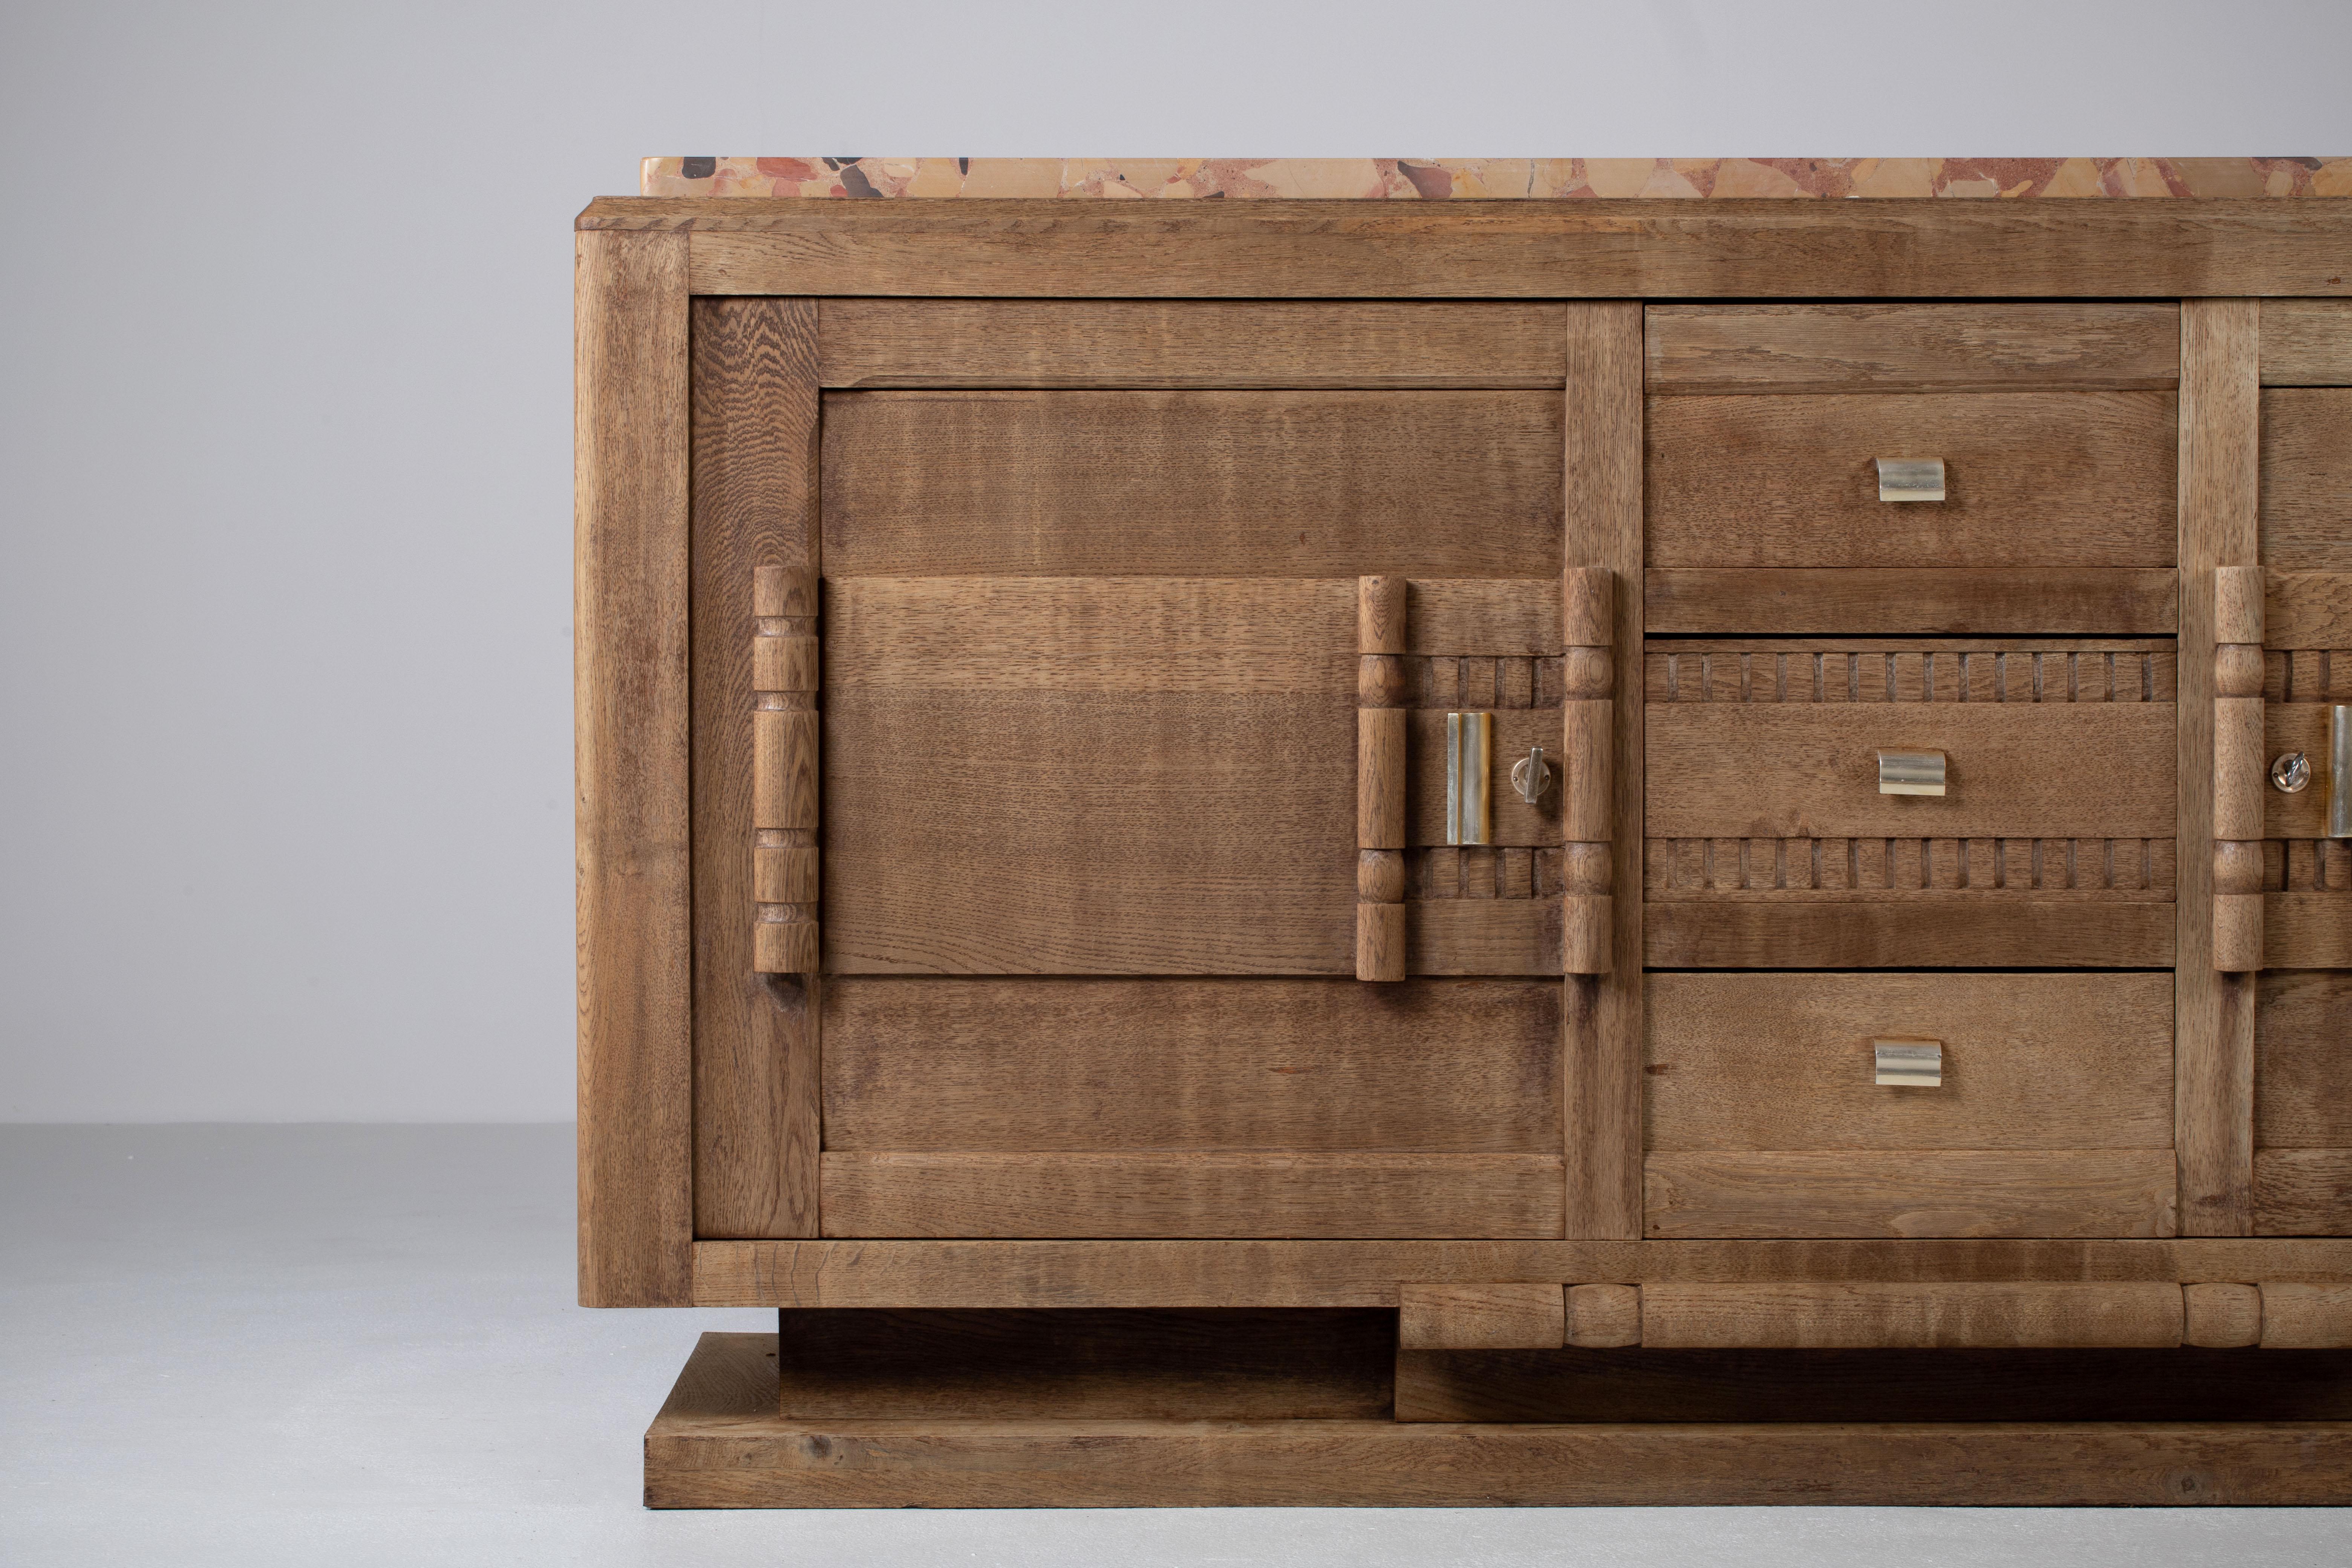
[[1647, 390, 2177, 568], [1645, 972, 2177, 1240]]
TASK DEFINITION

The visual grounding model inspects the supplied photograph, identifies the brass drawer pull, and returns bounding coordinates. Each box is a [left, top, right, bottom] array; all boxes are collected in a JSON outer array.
[[1874, 1040, 1943, 1087], [2334, 707, 2352, 839], [1445, 711, 1493, 846], [1877, 749, 1947, 797], [1876, 457, 1946, 502]]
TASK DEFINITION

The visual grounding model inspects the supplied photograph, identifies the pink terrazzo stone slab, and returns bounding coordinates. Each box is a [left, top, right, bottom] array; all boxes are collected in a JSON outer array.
[[643, 156, 2352, 199]]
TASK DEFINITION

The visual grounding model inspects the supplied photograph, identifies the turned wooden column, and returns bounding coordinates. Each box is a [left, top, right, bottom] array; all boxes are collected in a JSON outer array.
[[1561, 566, 1614, 975], [752, 564, 820, 973], [1357, 575, 1409, 981]]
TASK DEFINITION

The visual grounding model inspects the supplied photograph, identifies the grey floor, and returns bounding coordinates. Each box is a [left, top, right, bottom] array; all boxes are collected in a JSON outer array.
[[3, 1127, 2346, 1567]]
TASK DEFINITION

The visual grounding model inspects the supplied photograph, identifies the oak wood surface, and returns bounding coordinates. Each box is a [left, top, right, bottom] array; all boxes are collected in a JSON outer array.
[[1645, 568, 2179, 636], [776, 1309, 1394, 1420], [593, 197, 2352, 301], [815, 299, 1572, 387], [689, 299, 821, 1239], [1397, 1283, 1566, 1349], [575, 230, 693, 1305], [1640, 1281, 2186, 1348], [2261, 300, 2352, 386], [820, 390, 1561, 578], [1407, 899, 1563, 976], [2179, 301, 2262, 1239], [2260, 389, 2352, 570], [1646, 391, 2177, 568], [819, 977, 1560, 1152], [2262, 1283, 2352, 1348], [1646, 703, 2176, 839], [2265, 570, 2352, 646], [1646, 303, 2180, 393], [1561, 303, 1645, 1243], [2264, 893, 2352, 969], [2257, 1151, 2352, 1235], [1644, 1151, 2179, 1239], [1645, 901, 2178, 968], [1564, 1283, 1643, 1348], [2183, 1282, 2264, 1348], [2256, 971, 2352, 1146], [1397, 1345, 2352, 1424], [819, 1152, 1569, 1238], [1645, 973, 2173, 1151]]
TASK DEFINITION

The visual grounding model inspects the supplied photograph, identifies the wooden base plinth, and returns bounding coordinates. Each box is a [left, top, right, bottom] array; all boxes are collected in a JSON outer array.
[[646, 1332, 2352, 1508]]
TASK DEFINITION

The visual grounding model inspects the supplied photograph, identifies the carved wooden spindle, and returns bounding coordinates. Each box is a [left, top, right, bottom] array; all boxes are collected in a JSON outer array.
[[2213, 564, 2264, 971], [1357, 575, 1408, 982], [752, 564, 820, 974], [1562, 567, 1615, 975]]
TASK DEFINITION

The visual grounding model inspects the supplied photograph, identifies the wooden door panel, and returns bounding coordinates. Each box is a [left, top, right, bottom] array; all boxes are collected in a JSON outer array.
[[820, 389, 1563, 577], [822, 977, 1561, 1152]]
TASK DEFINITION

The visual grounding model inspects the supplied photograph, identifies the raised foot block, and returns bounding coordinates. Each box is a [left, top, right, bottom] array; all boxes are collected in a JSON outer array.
[[646, 1332, 2352, 1508]]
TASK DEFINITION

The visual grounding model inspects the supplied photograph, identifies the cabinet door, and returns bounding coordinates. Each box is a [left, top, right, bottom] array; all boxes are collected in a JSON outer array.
[[692, 301, 1583, 1240], [2251, 302, 2352, 1233]]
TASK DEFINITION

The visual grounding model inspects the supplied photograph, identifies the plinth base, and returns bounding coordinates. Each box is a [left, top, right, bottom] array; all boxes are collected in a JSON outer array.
[[646, 1332, 2352, 1507]]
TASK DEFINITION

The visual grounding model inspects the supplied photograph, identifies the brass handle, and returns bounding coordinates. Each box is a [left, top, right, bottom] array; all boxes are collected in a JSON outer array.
[[1874, 1040, 1943, 1087], [1876, 457, 1945, 502], [1445, 712, 1494, 845], [1877, 749, 1947, 797]]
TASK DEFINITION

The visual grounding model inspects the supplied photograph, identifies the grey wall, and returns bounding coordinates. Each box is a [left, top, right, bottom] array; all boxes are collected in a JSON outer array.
[[2, 2, 2345, 1120]]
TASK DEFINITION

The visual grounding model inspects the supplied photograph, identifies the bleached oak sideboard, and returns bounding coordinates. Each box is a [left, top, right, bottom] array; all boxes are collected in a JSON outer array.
[[578, 162, 2352, 1506]]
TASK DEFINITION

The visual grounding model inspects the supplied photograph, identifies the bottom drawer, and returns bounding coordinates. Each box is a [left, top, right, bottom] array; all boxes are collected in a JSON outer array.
[[1645, 972, 2176, 1238]]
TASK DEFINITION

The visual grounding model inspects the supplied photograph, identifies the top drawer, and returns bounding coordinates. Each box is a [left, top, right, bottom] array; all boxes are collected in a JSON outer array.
[[1645, 305, 2179, 571]]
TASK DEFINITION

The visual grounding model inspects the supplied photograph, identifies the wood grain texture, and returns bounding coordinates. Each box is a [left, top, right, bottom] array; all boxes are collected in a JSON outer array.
[[2214, 694, 2266, 842], [819, 1152, 1567, 1239], [1647, 303, 2180, 393], [2179, 300, 2261, 1240], [2265, 893, 2352, 968], [1646, 704, 2176, 839], [1645, 973, 2173, 1152], [1564, 1283, 1643, 1348], [1355, 902, 1406, 985], [650, 1334, 2352, 1505], [575, 230, 693, 1304], [575, 197, 2352, 302], [1561, 303, 1645, 1243], [1397, 1345, 2352, 1424], [821, 391, 1561, 577], [689, 300, 822, 1237], [1645, 835, 2176, 901], [2214, 894, 2266, 974], [2262, 1284, 2352, 1348], [690, 1237, 2352, 1308], [818, 299, 1573, 387], [1645, 901, 2177, 968], [2262, 300, 2352, 386], [1645, 1151, 2179, 1239], [1641, 1282, 2185, 1348], [1646, 568, 2178, 637], [2266, 570, 2352, 646], [2182, 1282, 2263, 1348], [1647, 392, 2177, 568], [776, 1308, 1395, 1420], [2256, 972, 2352, 1146], [1397, 1283, 1566, 1349], [1405, 578, 1562, 655], [1407, 898, 1563, 976], [2261, 390, 2352, 570], [1357, 707, 1407, 850], [2258, 1151, 2352, 1235], [819, 977, 1560, 1153], [2216, 564, 2268, 644]]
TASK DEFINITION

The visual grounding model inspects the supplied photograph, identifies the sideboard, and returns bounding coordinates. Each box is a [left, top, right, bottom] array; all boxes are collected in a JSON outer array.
[[577, 165, 2352, 1505]]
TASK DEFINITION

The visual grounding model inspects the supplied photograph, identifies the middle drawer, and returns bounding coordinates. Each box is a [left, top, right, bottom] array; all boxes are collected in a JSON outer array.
[[1645, 639, 2177, 968]]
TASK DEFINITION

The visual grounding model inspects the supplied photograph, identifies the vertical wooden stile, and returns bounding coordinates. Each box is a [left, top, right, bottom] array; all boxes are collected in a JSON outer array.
[[576, 230, 694, 1304], [1562, 567, 1615, 975], [1562, 303, 1645, 1240], [1357, 575, 1409, 982], [2177, 300, 2261, 1236], [689, 298, 824, 1240], [2213, 563, 2266, 970]]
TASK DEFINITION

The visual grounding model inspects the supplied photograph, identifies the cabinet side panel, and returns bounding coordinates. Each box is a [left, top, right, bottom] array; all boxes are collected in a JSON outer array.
[[576, 231, 694, 1303]]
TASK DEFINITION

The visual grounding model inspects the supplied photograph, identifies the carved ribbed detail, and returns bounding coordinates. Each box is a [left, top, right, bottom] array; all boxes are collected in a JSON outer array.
[[1646, 837, 2176, 900]]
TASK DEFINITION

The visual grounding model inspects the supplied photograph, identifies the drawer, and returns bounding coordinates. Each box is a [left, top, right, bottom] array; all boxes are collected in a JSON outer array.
[[1646, 391, 2177, 568], [1646, 639, 2173, 846], [1644, 972, 2177, 1239]]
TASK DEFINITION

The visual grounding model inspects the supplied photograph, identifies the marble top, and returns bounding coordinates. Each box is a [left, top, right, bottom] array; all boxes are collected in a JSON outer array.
[[643, 157, 2352, 200]]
